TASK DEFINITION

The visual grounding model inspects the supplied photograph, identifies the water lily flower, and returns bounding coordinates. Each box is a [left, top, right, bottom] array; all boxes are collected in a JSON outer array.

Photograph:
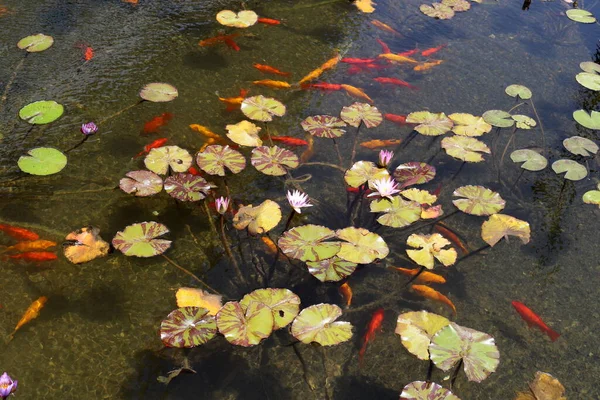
[[215, 196, 230, 215], [367, 176, 401, 200], [0, 372, 17, 399], [378, 149, 394, 167], [286, 190, 313, 214], [81, 122, 98, 135]]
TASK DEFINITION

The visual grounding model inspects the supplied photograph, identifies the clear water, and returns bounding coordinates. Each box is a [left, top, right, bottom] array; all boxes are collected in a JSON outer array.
[[0, 0, 599, 399]]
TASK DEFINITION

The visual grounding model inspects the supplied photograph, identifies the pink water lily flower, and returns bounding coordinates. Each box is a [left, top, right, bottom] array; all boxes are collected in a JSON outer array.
[[215, 196, 230, 215], [0, 372, 17, 399], [367, 176, 400, 200], [286, 190, 313, 213], [378, 149, 394, 167]]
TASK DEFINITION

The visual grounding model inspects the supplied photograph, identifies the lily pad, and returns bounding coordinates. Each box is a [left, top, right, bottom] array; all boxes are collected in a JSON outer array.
[[395, 311, 450, 360], [482, 110, 514, 128], [176, 288, 223, 316], [512, 115, 537, 130], [393, 162, 436, 188], [335, 227, 389, 264], [449, 113, 491, 137], [573, 110, 600, 130], [216, 10, 258, 28], [233, 199, 282, 235], [442, 0, 470, 11], [306, 256, 357, 282], [241, 95, 286, 122], [119, 170, 163, 196], [226, 120, 263, 146], [406, 111, 453, 136], [551, 159, 587, 181], [278, 224, 340, 262], [401, 188, 437, 205], [566, 9, 596, 23], [340, 102, 383, 128], [583, 184, 600, 208], [240, 288, 300, 330], [144, 146, 193, 175], [406, 233, 457, 269], [481, 214, 530, 247], [291, 303, 353, 346], [370, 197, 422, 228], [112, 221, 172, 257], [301, 115, 347, 138], [563, 136, 598, 156], [452, 185, 505, 216], [576, 72, 600, 91], [216, 301, 274, 347], [528, 371, 566, 400], [251, 145, 299, 176], [196, 145, 246, 176], [17, 34, 54, 52], [164, 174, 213, 201], [580, 61, 600, 74], [344, 161, 389, 188], [510, 149, 548, 171], [139, 83, 178, 102], [505, 84, 532, 100], [400, 381, 461, 400], [429, 322, 500, 383], [441, 136, 490, 162], [160, 307, 217, 348], [420, 3, 455, 19], [18, 147, 67, 176], [19, 100, 64, 124]]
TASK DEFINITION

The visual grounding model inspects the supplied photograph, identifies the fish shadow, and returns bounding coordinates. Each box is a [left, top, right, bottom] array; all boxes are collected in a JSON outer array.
[[333, 376, 398, 400]]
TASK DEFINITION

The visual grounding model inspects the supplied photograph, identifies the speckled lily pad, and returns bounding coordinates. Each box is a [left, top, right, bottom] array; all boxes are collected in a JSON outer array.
[[164, 174, 213, 201], [112, 221, 171, 257], [251, 145, 299, 176], [119, 170, 163, 196], [160, 307, 217, 348]]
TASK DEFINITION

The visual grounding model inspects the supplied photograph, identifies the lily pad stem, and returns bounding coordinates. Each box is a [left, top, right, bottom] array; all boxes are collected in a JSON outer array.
[[510, 168, 526, 191], [499, 126, 519, 167], [401, 265, 426, 288], [332, 138, 344, 166], [450, 359, 463, 390], [202, 201, 219, 237], [161, 254, 219, 294], [284, 210, 296, 231], [264, 122, 274, 146], [349, 121, 363, 166], [528, 98, 546, 154], [299, 162, 346, 172], [0, 54, 28, 114], [98, 99, 145, 126], [450, 161, 466, 181], [220, 214, 246, 285], [64, 135, 90, 153]]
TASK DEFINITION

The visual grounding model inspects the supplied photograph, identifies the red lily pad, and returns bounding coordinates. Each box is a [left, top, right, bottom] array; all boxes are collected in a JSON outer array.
[[164, 173, 213, 201], [196, 145, 246, 176], [251, 145, 299, 176], [119, 170, 163, 197], [160, 307, 217, 348]]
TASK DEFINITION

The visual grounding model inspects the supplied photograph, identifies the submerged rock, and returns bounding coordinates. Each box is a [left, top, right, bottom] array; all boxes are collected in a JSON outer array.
[[63, 226, 109, 264]]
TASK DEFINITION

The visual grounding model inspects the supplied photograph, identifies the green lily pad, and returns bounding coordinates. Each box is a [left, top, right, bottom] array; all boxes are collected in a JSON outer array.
[[241, 95, 286, 122], [370, 197, 422, 228], [19, 100, 64, 124], [393, 162, 436, 188], [452, 185, 505, 216], [400, 381, 461, 400], [278, 224, 340, 262], [441, 135, 490, 162], [563, 136, 598, 156], [395, 311, 451, 360], [291, 303, 353, 346], [482, 110, 514, 128], [17, 34, 54, 52], [583, 184, 600, 208], [164, 174, 213, 201], [576, 72, 600, 91], [512, 114, 536, 130], [442, 0, 470, 11], [112, 221, 172, 257], [232, 200, 282, 235], [144, 146, 193, 175], [551, 159, 587, 181], [401, 188, 437, 205], [139, 83, 178, 102], [160, 307, 217, 348], [196, 145, 246, 176], [566, 9, 596, 23], [449, 113, 492, 137], [340, 102, 383, 128], [119, 170, 163, 196], [251, 145, 299, 176], [335, 227, 389, 264], [420, 3, 455, 19], [580, 61, 600, 74], [240, 288, 300, 330], [17, 147, 67, 176], [301, 115, 347, 138], [306, 256, 357, 282], [481, 214, 530, 247], [406, 111, 453, 136], [216, 301, 274, 347], [429, 322, 500, 383], [344, 161, 389, 188], [573, 110, 600, 130], [510, 149, 548, 171], [505, 84, 532, 100]]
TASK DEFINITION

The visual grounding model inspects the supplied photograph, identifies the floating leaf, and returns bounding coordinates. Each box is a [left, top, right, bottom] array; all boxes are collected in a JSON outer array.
[[336, 227, 389, 264], [442, 0, 470, 10], [512, 115, 537, 130], [216, 9, 258, 28], [566, 9, 596, 23], [401, 188, 437, 205], [306, 256, 357, 282], [583, 184, 600, 208], [422, 204, 444, 219], [176, 288, 223, 316], [449, 113, 491, 137], [526, 371, 566, 400], [481, 214, 530, 247], [551, 159, 587, 181], [573, 110, 600, 130], [17, 34, 54, 52], [241, 95, 286, 122], [576, 72, 600, 91], [354, 0, 376, 13], [580, 61, 600, 74], [144, 146, 193, 175], [301, 115, 347, 138], [340, 102, 383, 128], [216, 301, 274, 347], [278, 224, 340, 262], [164, 174, 213, 201], [406, 233, 457, 269], [370, 197, 421, 228], [429, 322, 500, 383], [344, 161, 389, 188], [505, 84, 532, 100], [160, 307, 217, 348], [19, 100, 64, 124], [17, 147, 67, 176], [139, 83, 178, 102], [441, 136, 490, 162], [112, 221, 171, 257], [482, 110, 514, 128], [510, 149, 548, 171], [226, 120, 263, 146], [63, 226, 110, 264], [119, 170, 163, 196], [563, 136, 598, 156], [291, 303, 353, 346], [395, 311, 450, 360], [452, 185, 505, 216], [400, 381, 461, 400], [196, 145, 246, 176], [240, 288, 300, 330], [233, 199, 282, 235], [251, 145, 299, 176], [393, 162, 436, 188], [406, 111, 453, 136], [420, 3, 455, 19]]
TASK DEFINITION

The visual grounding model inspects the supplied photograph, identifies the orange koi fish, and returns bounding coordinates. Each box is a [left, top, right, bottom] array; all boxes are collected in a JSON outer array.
[[421, 44, 447, 57], [261, 236, 278, 254], [433, 223, 468, 255], [339, 282, 352, 307], [257, 17, 281, 25], [388, 267, 446, 284], [421, 204, 443, 219], [199, 33, 240, 47], [9, 296, 48, 340], [341, 84, 373, 103], [199, 138, 216, 153], [218, 89, 249, 111], [300, 135, 315, 163], [360, 139, 402, 149], [347, 63, 390, 74], [252, 79, 291, 89], [321, 54, 342, 71], [134, 138, 168, 158], [384, 113, 407, 125], [341, 57, 377, 64], [376, 38, 391, 53], [8, 251, 57, 262], [412, 285, 456, 315], [253, 63, 291, 76], [359, 308, 385, 366], [373, 77, 418, 90], [143, 112, 173, 134], [413, 60, 444, 72], [224, 38, 240, 51], [378, 53, 418, 64], [0, 224, 39, 241], [397, 48, 419, 57], [123, 0, 139, 4], [189, 124, 220, 139], [2, 240, 56, 253], [298, 54, 340, 85], [512, 301, 560, 342], [76, 45, 95, 61], [300, 82, 343, 91], [371, 20, 402, 36], [271, 136, 308, 146]]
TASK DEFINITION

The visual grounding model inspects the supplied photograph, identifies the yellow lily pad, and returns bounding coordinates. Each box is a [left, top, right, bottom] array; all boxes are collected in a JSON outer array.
[[291, 303, 353, 346], [370, 197, 422, 228], [226, 120, 263, 147], [449, 113, 492, 137], [395, 310, 450, 360], [400, 188, 437, 205], [336, 227, 389, 264], [406, 233, 457, 269], [216, 10, 258, 28], [344, 161, 389, 188], [481, 214, 530, 247], [452, 185, 505, 216], [441, 135, 490, 162], [233, 199, 282, 235], [406, 111, 453, 136]]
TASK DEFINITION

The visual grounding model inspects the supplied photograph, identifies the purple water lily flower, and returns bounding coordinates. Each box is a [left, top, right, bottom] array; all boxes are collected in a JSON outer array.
[[216, 196, 230, 215], [0, 373, 17, 399], [378, 149, 394, 168], [81, 122, 98, 136]]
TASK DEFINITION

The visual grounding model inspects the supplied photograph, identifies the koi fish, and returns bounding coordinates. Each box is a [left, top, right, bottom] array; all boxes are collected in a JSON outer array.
[[0, 224, 39, 241], [347, 187, 372, 195], [347, 63, 390, 74], [252, 79, 291, 89], [79, 46, 94, 61], [257, 17, 281, 25], [199, 138, 216, 153], [224, 38, 240, 51], [359, 308, 385, 366], [412, 285, 456, 315], [300, 82, 343, 91], [261, 236, 278, 254], [9, 296, 48, 340], [123, 0, 139, 4], [433, 223, 468, 255], [373, 77, 418, 90], [218, 88, 249, 111], [421, 44, 447, 57], [388, 267, 446, 284], [413, 60, 444, 72], [341, 57, 377, 64], [2, 240, 56, 253], [376, 39, 391, 54], [341, 84, 373, 103], [300, 136, 314, 163], [320, 54, 342, 71], [253, 63, 291, 76], [512, 301, 560, 341], [189, 124, 220, 139], [360, 139, 402, 149], [199, 33, 240, 47], [397, 48, 419, 57], [384, 113, 407, 125], [271, 136, 308, 146], [143, 112, 173, 134], [298, 54, 340, 85], [371, 20, 402, 36], [339, 282, 352, 307], [134, 138, 168, 158], [378, 53, 418, 64], [187, 166, 201, 176], [8, 251, 57, 262]]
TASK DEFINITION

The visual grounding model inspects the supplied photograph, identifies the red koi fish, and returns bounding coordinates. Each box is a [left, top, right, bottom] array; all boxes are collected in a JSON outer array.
[[384, 113, 407, 125], [339, 282, 352, 307], [187, 166, 201, 176], [199, 33, 240, 47], [134, 138, 168, 158], [376, 39, 391, 54], [271, 136, 308, 146], [257, 17, 281, 25], [347, 187, 373, 195], [253, 63, 291, 76], [8, 251, 57, 262], [397, 48, 419, 57], [224, 38, 240, 51], [359, 308, 385, 367], [143, 112, 173, 134], [300, 82, 343, 91], [512, 301, 560, 342], [0, 224, 39, 241], [373, 77, 418, 90], [341, 57, 377, 64], [421, 44, 447, 57], [83, 46, 94, 61]]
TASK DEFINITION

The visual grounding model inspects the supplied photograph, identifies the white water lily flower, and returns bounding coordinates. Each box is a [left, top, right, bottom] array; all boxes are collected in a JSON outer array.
[[368, 177, 401, 200], [286, 190, 313, 213]]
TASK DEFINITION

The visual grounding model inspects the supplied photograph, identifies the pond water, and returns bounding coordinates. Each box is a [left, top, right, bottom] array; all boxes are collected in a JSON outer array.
[[0, 0, 599, 399]]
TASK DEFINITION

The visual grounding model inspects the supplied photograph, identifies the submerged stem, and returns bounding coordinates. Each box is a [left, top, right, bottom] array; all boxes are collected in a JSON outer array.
[[98, 100, 144, 126], [0, 54, 28, 114], [529, 98, 546, 154], [349, 121, 363, 166], [332, 138, 344, 166], [220, 215, 246, 285], [161, 254, 219, 294]]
